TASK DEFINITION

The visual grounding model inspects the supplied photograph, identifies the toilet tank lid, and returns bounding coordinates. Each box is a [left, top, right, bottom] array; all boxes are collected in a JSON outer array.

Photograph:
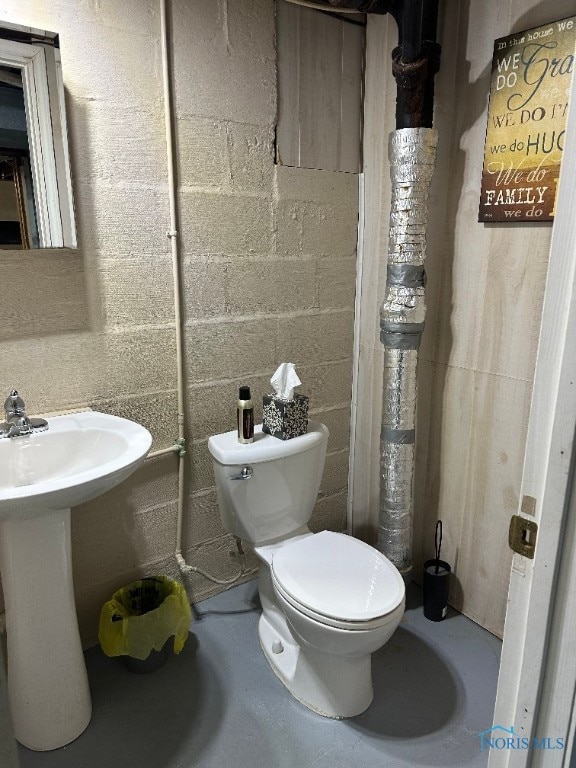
[[271, 531, 405, 621], [208, 421, 328, 465]]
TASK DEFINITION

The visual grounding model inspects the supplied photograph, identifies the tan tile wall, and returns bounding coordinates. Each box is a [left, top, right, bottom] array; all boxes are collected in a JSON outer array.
[[0, 0, 359, 647]]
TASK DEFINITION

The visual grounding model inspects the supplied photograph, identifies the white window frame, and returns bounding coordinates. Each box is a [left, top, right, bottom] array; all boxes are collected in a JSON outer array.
[[0, 36, 76, 248]]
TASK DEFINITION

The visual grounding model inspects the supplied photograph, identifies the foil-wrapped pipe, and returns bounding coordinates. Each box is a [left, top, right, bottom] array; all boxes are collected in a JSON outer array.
[[378, 127, 438, 581], [381, 348, 418, 429]]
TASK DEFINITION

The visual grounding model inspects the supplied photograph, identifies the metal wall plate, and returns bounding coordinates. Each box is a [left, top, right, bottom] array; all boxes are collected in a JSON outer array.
[[509, 514, 538, 559]]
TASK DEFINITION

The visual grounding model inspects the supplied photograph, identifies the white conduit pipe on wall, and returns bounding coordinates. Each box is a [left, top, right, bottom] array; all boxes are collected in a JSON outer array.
[[378, 127, 437, 581], [158, 0, 252, 588]]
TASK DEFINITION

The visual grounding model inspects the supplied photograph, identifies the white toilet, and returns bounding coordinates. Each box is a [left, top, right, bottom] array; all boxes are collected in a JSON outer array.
[[208, 420, 405, 719]]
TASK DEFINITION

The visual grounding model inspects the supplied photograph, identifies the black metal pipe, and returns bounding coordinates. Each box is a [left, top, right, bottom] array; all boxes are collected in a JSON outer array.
[[322, 0, 441, 128], [420, 1, 441, 127], [422, 0, 439, 42], [391, 0, 440, 128], [401, 0, 423, 62], [328, 0, 393, 10]]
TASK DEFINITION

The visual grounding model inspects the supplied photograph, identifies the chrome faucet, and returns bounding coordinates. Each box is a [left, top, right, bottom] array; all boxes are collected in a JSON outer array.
[[0, 390, 48, 438]]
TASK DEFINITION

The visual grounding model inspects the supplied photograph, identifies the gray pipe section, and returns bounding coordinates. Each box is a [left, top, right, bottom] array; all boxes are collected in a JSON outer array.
[[378, 127, 437, 580]]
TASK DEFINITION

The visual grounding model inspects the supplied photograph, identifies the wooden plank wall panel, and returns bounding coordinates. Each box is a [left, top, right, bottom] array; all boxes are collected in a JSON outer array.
[[458, 372, 532, 635], [298, 9, 343, 172], [339, 24, 364, 172], [276, 5, 363, 173], [349, 14, 397, 541], [276, 2, 300, 167], [439, 0, 576, 636], [359, 0, 576, 637], [416, 0, 523, 638]]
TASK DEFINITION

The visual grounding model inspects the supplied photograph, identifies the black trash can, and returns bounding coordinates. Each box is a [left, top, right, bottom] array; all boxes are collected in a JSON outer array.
[[99, 575, 192, 673]]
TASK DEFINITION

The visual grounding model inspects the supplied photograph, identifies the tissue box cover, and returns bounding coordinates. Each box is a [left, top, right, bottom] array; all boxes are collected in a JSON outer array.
[[262, 393, 308, 440]]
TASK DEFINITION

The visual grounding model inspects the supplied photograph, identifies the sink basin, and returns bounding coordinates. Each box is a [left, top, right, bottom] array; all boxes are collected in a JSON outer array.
[[0, 411, 153, 519], [0, 411, 152, 751]]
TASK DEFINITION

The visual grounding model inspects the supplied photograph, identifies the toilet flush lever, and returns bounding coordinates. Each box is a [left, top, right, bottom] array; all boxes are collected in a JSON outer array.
[[229, 466, 253, 480]]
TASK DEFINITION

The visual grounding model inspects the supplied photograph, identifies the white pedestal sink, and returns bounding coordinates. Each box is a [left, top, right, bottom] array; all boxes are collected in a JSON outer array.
[[0, 411, 152, 751]]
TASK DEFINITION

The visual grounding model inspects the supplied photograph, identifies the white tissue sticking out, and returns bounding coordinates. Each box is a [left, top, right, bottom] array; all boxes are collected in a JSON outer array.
[[271, 363, 301, 401]]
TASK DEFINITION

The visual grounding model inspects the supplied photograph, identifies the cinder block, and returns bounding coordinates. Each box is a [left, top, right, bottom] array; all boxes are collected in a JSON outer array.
[[276, 310, 355, 366], [91, 391, 180, 450], [76, 180, 171, 259], [309, 491, 348, 534], [177, 116, 230, 188], [100, 328, 177, 398], [225, 0, 276, 57], [0, 250, 88, 341], [298, 359, 354, 409], [73, 501, 178, 591], [226, 258, 317, 314], [69, 101, 166, 187], [62, 23, 162, 111], [98, 257, 175, 328], [53, 0, 159, 38], [319, 450, 350, 498], [187, 372, 270, 441], [310, 406, 351, 452], [0, 332, 103, 412], [0, 1, 50, 31], [1, 328, 179, 416], [183, 535, 259, 603], [275, 165, 359, 207], [179, 191, 273, 256], [274, 166, 359, 259], [227, 123, 275, 195], [73, 454, 178, 524], [302, 202, 359, 257], [274, 200, 305, 258], [181, 259, 229, 321], [317, 256, 357, 310], [187, 438, 217, 493], [184, 318, 277, 384], [172, 0, 275, 126], [184, 489, 227, 546]]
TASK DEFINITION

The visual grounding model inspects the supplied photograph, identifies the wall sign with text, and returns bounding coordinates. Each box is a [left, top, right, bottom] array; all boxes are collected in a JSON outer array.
[[479, 17, 575, 223]]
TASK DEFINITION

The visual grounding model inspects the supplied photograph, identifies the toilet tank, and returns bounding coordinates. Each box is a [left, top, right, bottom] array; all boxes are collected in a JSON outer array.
[[208, 421, 329, 545]]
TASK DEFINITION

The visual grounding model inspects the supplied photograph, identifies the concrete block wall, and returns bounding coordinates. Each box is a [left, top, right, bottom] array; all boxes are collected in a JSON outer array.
[[0, 0, 359, 646]]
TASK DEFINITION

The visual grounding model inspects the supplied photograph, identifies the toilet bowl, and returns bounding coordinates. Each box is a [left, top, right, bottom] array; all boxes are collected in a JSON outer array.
[[208, 421, 406, 718]]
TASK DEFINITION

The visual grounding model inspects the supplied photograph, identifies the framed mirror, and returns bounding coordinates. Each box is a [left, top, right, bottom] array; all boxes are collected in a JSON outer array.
[[0, 25, 77, 248]]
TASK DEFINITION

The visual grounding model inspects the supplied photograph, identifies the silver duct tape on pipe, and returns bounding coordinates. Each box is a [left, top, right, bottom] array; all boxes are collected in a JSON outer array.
[[378, 127, 438, 580]]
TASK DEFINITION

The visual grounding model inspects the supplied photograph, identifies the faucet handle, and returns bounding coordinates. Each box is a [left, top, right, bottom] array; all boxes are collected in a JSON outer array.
[[4, 390, 26, 417]]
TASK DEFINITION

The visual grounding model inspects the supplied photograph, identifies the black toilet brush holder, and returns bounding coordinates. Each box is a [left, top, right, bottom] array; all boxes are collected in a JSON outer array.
[[423, 520, 451, 622]]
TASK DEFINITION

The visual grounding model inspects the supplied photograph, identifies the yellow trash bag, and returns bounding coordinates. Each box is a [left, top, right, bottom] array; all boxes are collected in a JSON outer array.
[[99, 576, 192, 661]]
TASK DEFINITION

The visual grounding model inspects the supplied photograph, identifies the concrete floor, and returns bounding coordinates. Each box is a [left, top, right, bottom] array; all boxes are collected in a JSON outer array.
[[17, 580, 501, 768]]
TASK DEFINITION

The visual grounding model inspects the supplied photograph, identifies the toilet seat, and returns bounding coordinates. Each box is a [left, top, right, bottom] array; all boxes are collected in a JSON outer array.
[[270, 531, 405, 630], [272, 572, 403, 631]]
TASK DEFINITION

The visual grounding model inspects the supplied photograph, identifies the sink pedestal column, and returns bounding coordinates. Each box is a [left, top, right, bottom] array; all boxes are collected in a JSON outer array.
[[0, 508, 92, 751]]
